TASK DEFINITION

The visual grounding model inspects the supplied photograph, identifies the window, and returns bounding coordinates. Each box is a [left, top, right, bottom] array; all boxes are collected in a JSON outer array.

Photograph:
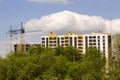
[[89, 40, 92, 42], [74, 37, 77, 47], [103, 46, 105, 49], [49, 41, 52, 43], [78, 44, 82, 46], [78, 37, 82, 39], [53, 41, 56, 43], [98, 40, 100, 42], [98, 43, 100, 46], [89, 43, 92, 45], [103, 50, 105, 52], [58, 38, 60, 46], [85, 36, 88, 48], [89, 36, 92, 39], [42, 38, 45, 40], [14, 45, 17, 51], [61, 44, 64, 46], [93, 40, 96, 42], [70, 37, 72, 46], [93, 36, 96, 38], [49, 38, 52, 39], [42, 41, 45, 43], [65, 44, 69, 46], [103, 39, 105, 42], [93, 43, 96, 45], [65, 37, 68, 39], [46, 38, 48, 46], [108, 36, 111, 48], [65, 40, 68, 42], [78, 47, 83, 49], [61, 37, 64, 39], [103, 43, 105, 45]]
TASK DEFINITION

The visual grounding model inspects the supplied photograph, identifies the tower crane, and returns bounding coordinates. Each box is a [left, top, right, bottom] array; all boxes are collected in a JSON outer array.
[[8, 22, 42, 51]]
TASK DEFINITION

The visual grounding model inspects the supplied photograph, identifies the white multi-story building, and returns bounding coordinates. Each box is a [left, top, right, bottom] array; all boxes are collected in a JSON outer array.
[[41, 32, 111, 56]]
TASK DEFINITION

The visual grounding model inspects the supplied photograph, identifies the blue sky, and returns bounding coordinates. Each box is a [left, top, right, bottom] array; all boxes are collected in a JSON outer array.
[[0, 0, 120, 56], [0, 0, 120, 29]]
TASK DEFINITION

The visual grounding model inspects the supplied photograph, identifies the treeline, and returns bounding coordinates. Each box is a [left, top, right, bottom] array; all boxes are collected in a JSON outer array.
[[0, 46, 120, 80]]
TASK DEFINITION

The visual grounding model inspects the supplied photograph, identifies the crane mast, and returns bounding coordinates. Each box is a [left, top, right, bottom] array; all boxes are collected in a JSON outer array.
[[8, 22, 41, 52], [8, 22, 25, 51], [19, 22, 25, 51], [9, 26, 14, 51]]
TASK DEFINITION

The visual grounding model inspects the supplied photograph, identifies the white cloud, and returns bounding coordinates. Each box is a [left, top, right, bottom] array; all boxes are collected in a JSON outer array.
[[27, 0, 72, 4], [24, 11, 105, 34], [107, 19, 120, 34], [23, 10, 120, 44]]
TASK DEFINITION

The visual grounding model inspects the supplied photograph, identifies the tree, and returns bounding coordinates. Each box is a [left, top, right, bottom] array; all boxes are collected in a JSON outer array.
[[28, 45, 45, 55], [0, 57, 7, 80], [0, 46, 109, 80], [49, 56, 68, 80], [55, 46, 64, 56], [109, 69, 120, 80], [113, 33, 120, 53], [68, 62, 81, 80], [55, 46, 80, 62], [112, 33, 120, 69], [80, 47, 106, 80], [6, 51, 29, 80]]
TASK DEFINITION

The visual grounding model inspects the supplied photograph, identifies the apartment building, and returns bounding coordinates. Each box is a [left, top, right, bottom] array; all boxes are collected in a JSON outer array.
[[41, 32, 111, 72], [14, 44, 40, 52], [41, 32, 111, 56]]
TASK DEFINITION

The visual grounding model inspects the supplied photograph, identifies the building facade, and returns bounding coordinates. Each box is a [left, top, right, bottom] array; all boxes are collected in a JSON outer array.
[[41, 32, 111, 58], [14, 44, 40, 52]]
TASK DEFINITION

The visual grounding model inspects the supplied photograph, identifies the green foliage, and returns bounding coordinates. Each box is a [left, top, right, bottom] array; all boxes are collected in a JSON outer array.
[[84, 47, 105, 70], [0, 57, 7, 80], [28, 45, 45, 55], [109, 69, 120, 80], [55, 46, 80, 62], [55, 46, 64, 56], [0, 46, 119, 80], [112, 33, 120, 69], [51, 56, 68, 79], [113, 33, 120, 53], [80, 47, 106, 80], [68, 62, 81, 80]]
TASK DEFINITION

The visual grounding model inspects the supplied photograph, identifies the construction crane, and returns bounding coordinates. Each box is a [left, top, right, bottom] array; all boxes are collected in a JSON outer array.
[[7, 26, 16, 51], [8, 22, 42, 51]]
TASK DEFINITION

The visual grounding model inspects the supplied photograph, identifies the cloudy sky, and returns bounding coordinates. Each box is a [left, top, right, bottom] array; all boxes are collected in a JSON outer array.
[[0, 0, 120, 56]]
